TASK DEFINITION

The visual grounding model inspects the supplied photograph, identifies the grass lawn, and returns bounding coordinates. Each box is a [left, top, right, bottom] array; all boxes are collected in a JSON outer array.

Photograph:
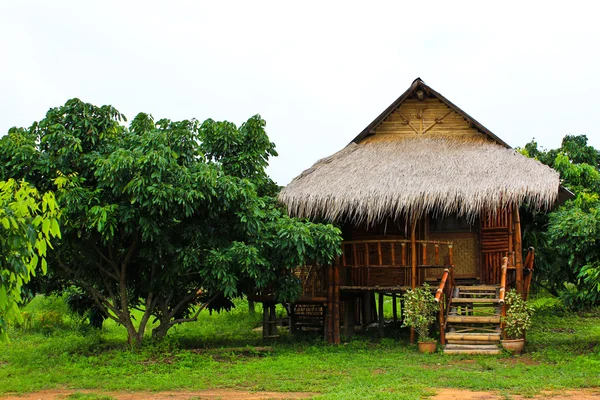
[[0, 294, 599, 399]]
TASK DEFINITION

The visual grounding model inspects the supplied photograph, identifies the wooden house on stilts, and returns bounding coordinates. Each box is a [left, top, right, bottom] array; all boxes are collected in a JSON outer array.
[[272, 78, 564, 354]]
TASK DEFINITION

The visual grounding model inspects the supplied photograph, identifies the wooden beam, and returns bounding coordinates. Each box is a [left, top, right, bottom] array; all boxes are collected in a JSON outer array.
[[327, 265, 334, 343], [410, 219, 417, 344], [333, 263, 341, 344], [378, 292, 384, 339], [344, 297, 355, 338], [513, 204, 524, 296], [392, 293, 398, 324]]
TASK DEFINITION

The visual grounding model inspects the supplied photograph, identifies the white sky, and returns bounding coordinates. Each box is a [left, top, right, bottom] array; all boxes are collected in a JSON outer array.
[[1, 1, 599, 185]]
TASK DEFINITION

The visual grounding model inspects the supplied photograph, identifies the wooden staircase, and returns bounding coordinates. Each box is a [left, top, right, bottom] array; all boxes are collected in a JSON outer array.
[[443, 285, 502, 354]]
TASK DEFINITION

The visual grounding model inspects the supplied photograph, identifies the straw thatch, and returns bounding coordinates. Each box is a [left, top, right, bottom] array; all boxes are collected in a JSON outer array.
[[279, 134, 560, 224]]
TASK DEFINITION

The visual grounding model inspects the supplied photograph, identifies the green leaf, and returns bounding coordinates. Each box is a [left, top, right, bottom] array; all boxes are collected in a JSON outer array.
[[0, 286, 7, 310]]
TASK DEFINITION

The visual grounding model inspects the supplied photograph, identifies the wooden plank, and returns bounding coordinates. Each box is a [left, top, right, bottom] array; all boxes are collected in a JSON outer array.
[[445, 344, 500, 349], [378, 292, 384, 338], [446, 315, 501, 324], [333, 264, 340, 345], [445, 332, 501, 342], [451, 298, 500, 304], [456, 285, 498, 291], [443, 348, 501, 355], [514, 204, 524, 296]]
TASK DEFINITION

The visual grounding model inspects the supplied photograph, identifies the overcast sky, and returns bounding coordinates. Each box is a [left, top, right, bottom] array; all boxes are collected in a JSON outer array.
[[1, 1, 599, 185]]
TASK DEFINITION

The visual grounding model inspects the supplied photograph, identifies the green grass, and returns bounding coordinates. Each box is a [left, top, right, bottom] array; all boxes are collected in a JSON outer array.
[[0, 294, 599, 399]]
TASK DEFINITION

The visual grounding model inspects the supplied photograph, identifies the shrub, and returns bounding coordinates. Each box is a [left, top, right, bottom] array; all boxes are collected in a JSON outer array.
[[503, 289, 534, 339], [402, 283, 437, 341]]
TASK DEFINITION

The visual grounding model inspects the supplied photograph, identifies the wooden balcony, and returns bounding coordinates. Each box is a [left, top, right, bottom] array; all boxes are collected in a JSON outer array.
[[338, 239, 454, 291]]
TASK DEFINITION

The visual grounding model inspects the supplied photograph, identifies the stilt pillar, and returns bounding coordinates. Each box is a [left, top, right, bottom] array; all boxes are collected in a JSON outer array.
[[378, 292, 385, 338], [513, 204, 524, 297], [410, 219, 418, 344]]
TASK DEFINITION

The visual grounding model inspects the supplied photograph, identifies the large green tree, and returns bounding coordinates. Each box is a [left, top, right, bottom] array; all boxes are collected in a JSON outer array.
[[0, 99, 341, 344], [521, 135, 600, 308], [0, 179, 60, 341]]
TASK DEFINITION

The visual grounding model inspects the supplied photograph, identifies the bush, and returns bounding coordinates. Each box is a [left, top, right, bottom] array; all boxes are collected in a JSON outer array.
[[502, 289, 534, 339], [402, 283, 437, 341]]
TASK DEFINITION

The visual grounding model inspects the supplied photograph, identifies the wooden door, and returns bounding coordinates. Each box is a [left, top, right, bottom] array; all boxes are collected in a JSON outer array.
[[480, 208, 512, 285], [427, 215, 480, 279]]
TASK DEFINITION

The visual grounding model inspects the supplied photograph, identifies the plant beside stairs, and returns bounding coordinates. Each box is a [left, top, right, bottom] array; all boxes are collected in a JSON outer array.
[[403, 283, 438, 353], [501, 289, 534, 355]]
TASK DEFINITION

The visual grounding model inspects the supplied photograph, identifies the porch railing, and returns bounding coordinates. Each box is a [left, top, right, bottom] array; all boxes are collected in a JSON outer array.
[[338, 239, 453, 289]]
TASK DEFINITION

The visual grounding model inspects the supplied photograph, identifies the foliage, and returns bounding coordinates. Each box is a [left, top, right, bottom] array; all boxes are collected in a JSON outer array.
[[0, 179, 61, 341], [401, 283, 437, 341], [502, 289, 534, 339], [521, 135, 600, 309], [0, 99, 342, 345]]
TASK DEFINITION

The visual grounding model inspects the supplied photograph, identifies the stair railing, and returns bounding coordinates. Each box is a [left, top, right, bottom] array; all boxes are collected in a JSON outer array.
[[499, 256, 508, 338], [434, 265, 453, 345], [523, 247, 535, 300]]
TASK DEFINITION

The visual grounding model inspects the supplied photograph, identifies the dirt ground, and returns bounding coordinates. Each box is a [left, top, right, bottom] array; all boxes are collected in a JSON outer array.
[[1, 388, 599, 399]]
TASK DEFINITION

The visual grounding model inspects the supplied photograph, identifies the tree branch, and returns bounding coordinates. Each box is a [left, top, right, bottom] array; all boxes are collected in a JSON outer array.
[[167, 291, 222, 327]]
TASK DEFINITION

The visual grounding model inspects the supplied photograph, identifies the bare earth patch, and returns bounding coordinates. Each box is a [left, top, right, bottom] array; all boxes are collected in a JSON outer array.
[[0, 389, 316, 400]]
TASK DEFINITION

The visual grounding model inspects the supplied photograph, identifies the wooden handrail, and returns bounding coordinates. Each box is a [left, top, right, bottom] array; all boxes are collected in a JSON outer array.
[[499, 257, 508, 305], [434, 266, 453, 345], [434, 268, 450, 303], [342, 239, 452, 245]]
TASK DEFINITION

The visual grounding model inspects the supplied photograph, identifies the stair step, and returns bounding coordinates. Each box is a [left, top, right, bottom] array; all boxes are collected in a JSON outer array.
[[451, 298, 500, 304], [445, 332, 501, 342], [457, 285, 499, 292], [444, 343, 500, 350], [446, 315, 501, 324], [443, 348, 501, 355], [456, 285, 500, 290], [447, 340, 499, 345]]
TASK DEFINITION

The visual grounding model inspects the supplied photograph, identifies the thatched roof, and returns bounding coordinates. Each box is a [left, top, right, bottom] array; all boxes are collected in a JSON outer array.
[[280, 135, 560, 223], [279, 79, 562, 223]]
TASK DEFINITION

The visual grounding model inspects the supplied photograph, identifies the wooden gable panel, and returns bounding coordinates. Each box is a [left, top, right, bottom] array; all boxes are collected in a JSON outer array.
[[374, 98, 482, 138]]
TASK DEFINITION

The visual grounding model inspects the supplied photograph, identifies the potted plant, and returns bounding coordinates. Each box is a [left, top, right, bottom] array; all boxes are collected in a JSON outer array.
[[403, 283, 438, 353], [501, 289, 534, 355]]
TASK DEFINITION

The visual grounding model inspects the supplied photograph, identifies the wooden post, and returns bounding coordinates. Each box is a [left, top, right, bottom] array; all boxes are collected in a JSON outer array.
[[410, 219, 417, 344], [508, 208, 514, 265], [333, 263, 341, 344], [262, 302, 269, 339], [392, 293, 398, 323], [344, 297, 355, 337], [362, 292, 371, 329], [513, 204, 524, 297], [401, 243, 407, 266], [326, 264, 334, 343], [411, 221, 417, 289], [524, 248, 535, 300], [439, 300, 445, 345], [378, 292, 384, 338], [269, 303, 276, 337]]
